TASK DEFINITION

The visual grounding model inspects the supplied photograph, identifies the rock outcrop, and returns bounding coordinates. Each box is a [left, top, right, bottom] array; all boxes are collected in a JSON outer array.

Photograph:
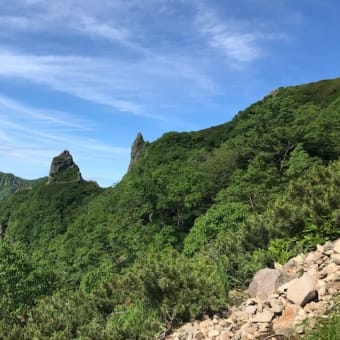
[[166, 239, 340, 339], [49, 150, 82, 182], [128, 132, 147, 171]]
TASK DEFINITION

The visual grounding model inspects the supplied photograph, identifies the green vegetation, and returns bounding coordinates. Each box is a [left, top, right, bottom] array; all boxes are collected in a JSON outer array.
[[0, 172, 44, 201], [0, 77, 339, 338]]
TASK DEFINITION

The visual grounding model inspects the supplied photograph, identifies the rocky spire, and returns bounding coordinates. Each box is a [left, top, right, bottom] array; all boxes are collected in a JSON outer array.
[[128, 132, 147, 171], [49, 150, 82, 182]]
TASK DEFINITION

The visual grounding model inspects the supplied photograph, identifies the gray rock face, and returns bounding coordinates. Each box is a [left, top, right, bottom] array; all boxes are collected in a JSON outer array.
[[128, 132, 147, 171], [49, 150, 82, 181], [248, 268, 286, 300]]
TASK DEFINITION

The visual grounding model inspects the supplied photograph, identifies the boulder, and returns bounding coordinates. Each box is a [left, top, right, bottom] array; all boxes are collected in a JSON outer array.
[[333, 239, 340, 254], [286, 273, 318, 306], [331, 253, 340, 265], [251, 310, 274, 323], [248, 268, 289, 300], [272, 305, 299, 335]]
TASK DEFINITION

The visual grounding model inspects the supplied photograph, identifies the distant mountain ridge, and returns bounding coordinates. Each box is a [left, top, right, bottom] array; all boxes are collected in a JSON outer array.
[[0, 150, 86, 201], [0, 172, 45, 201]]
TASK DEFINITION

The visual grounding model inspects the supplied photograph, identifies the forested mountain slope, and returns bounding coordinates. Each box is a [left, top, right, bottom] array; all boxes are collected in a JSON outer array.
[[0, 172, 45, 201], [0, 77, 339, 338]]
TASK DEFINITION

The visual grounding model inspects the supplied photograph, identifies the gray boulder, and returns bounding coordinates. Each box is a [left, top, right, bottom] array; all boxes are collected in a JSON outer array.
[[248, 268, 289, 300], [286, 273, 318, 307]]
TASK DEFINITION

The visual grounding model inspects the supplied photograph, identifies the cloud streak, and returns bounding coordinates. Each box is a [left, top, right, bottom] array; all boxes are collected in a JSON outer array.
[[0, 0, 295, 185], [0, 95, 130, 167]]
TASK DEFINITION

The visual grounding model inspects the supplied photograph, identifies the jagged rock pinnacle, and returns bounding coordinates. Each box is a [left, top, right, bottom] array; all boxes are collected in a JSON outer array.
[[49, 150, 82, 182], [128, 132, 147, 171]]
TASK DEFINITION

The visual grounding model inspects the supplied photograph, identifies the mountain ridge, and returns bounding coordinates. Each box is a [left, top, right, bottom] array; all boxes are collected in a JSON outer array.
[[0, 76, 339, 338], [0, 171, 45, 201]]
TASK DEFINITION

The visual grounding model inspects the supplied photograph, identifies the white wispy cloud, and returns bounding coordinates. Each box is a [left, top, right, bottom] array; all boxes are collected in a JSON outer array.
[[0, 95, 130, 184], [0, 46, 219, 122], [0, 50, 146, 117], [194, 2, 285, 66], [197, 8, 261, 63], [0, 95, 129, 156], [0, 95, 89, 129]]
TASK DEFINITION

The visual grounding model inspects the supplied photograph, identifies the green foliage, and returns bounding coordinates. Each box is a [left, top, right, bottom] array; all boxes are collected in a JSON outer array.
[[0, 77, 339, 336], [1, 180, 102, 248], [49, 166, 80, 182], [285, 143, 321, 179], [93, 247, 228, 338], [0, 172, 44, 201], [4, 290, 106, 339], [267, 237, 303, 264], [0, 241, 57, 329], [184, 202, 249, 255], [105, 300, 161, 340]]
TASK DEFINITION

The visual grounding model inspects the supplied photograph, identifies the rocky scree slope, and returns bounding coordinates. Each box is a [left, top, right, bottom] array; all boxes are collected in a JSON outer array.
[[167, 239, 340, 340]]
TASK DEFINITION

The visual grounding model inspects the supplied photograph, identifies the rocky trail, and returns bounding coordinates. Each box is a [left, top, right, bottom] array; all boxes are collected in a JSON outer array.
[[166, 239, 340, 340]]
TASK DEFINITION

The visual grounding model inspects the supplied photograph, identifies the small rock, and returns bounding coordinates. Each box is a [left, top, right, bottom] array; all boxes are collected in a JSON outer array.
[[333, 239, 340, 254], [304, 251, 319, 265], [295, 308, 307, 322], [322, 262, 338, 275], [220, 331, 231, 340], [207, 329, 220, 338], [317, 285, 326, 297], [251, 310, 274, 323], [270, 301, 283, 314], [245, 298, 258, 306], [331, 253, 340, 265], [257, 323, 270, 333], [233, 311, 249, 323], [245, 305, 257, 315], [194, 332, 205, 340]]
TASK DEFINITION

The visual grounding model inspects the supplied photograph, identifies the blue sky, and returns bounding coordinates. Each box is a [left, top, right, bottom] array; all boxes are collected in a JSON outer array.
[[0, 0, 339, 186]]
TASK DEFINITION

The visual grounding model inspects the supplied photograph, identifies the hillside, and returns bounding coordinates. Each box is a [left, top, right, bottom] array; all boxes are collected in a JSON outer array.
[[0, 172, 44, 201], [0, 77, 339, 338]]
